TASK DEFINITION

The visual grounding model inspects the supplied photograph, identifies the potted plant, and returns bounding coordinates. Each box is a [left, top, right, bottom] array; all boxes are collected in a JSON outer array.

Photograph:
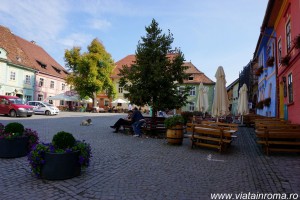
[[164, 115, 185, 145], [0, 122, 39, 158], [28, 131, 91, 180], [255, 66, 263, 76], [266, 56, 274, 67], [294, 34, 300, 49], [263, 97, 271, 107], [256, 101, 264, 110], [281, 55, 291, 66]]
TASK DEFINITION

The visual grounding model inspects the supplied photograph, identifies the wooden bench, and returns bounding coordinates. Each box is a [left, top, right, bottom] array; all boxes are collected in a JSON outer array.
[[201, 121, 238, 132], [142, 117, 166, 135], [190, 125, 233, 153], [256, 128, 300, 155]]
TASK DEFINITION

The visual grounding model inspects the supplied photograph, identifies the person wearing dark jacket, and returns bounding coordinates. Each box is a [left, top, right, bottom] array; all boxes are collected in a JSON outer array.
[[110, 110, 133, 133], [131, 107, 145, 137]]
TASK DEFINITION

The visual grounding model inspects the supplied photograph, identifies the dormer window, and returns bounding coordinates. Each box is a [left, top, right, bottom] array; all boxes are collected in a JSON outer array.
[[188, 75, 194, 81], [52, 66, 61, 73], [36, 60, 47, 69]]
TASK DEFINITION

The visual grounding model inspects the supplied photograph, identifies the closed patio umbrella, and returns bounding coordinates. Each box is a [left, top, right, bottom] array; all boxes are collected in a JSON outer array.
[[211, 66, 229, 122], [237, 83, 249, 125]]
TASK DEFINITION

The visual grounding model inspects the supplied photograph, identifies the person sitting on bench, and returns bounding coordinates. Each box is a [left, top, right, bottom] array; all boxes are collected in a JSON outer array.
[[131, 107, 145, 137], [110, 110, 133, 133]]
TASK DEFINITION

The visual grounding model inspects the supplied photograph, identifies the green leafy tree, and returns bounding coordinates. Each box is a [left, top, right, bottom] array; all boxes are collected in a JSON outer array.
[[119, 19, 191, 117], [64, 39, 116, 106]]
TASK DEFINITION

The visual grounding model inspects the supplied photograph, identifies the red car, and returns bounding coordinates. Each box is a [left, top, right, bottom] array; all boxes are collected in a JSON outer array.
[[0, 95, 34, 117]]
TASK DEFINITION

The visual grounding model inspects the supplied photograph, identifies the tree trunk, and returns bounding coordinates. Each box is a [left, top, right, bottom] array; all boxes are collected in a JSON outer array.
[[93, 92, 97, 108]]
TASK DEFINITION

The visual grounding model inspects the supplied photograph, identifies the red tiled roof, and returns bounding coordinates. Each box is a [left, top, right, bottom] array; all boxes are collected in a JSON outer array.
[[0, 25, 68, 79], [183, 62, 214, 84], [15, 36, 68, 78], [113, 54, 214, 84], [0, 25, 34, 68], [111, 54, 136, 78]]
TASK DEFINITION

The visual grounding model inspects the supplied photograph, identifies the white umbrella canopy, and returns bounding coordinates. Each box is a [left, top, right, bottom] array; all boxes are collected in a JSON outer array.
[[48, 93, 80, 101], [111, 98, 128, 104], [211, 66, 230, 120], [237, 84, 249, 115], [198, 82, 209, 113], [237, 84, 249, 125]]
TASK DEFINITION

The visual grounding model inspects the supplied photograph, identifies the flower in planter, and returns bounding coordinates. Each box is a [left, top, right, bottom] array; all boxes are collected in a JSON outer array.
[[294, 34, 300, 49], [0, 122, 39, 151], [256, 101, 264, 109], [28, 131, 92, 178], [263, 97, 271, 107], [255, 66, 263, 76], [266, 56, 274, 67], [281, 55, 291, 66]]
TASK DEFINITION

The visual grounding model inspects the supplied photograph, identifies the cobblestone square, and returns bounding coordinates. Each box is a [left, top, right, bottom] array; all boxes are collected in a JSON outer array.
[[0, 112, 299, 200]]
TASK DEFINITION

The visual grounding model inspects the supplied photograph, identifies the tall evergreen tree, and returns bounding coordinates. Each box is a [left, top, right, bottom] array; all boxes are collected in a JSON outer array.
[[65, 39, 116, 106], [119, 19, 191, 117]]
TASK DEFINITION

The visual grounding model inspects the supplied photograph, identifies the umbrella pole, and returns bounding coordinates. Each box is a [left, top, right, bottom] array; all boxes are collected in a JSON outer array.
[[241, 115, 244, 125]]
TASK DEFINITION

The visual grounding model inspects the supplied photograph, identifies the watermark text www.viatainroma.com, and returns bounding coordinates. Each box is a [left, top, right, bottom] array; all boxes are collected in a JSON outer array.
[[210, 192, 299, 200]]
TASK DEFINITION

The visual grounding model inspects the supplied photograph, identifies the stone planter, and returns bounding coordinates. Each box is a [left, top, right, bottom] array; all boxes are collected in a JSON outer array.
[[41, 151, 81, 180], [166, 125, 184, 145], [0, 136, 28, 158]]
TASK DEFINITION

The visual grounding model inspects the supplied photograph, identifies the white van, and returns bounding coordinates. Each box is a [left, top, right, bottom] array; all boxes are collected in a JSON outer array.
[[27, 101, 59, 115]]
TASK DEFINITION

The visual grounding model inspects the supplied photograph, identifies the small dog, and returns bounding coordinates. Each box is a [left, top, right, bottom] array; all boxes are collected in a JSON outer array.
[[80, 119, 92, 126]]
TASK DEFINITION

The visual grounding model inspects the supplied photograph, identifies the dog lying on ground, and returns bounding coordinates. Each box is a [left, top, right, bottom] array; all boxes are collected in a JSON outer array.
[[80, 119, 92, 126]]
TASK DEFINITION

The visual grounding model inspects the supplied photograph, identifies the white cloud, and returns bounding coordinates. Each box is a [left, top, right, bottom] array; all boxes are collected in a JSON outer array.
[[0, 0, 69, 41], [89, 18, 111, 30], [58, 33, 94, 49]]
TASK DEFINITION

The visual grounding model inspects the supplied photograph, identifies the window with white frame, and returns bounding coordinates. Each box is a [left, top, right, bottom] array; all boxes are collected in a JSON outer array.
[[189, 86, 196, 96], [49, 99, 53, 104], [62, 83, 65, 91], [286, 20, 291, 52], [10, 71, 16, 81], [38, 94, 43, 101], [39, 78, 44, 87], [288, 73, 293, 103], [278, 38, 282, 64], [118, 86, 123, 94], [50, 81, 54, 89], [25, 75, 31, 84], [189, 102, 195, 111]]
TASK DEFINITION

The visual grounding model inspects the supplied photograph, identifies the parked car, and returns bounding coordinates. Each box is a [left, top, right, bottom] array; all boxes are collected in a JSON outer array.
[[27, 101, 59, 115], [0, 95, 34, 117]]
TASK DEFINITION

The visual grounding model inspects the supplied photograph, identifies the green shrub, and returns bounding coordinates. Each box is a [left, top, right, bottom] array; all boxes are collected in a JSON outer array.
[[4, 122, 25, 136], [164, 115, 184, 129], [52, 131, 76, 149]]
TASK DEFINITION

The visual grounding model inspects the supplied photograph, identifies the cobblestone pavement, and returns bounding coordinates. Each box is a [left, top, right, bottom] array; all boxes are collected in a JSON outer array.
[[0, 112, 299, 200]]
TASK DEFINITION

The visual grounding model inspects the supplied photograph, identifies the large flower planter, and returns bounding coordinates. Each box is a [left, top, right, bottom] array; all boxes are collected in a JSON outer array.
[[166, 125, 184, 145], [41, 151, 81, 180], [0, 136, 28, 158]]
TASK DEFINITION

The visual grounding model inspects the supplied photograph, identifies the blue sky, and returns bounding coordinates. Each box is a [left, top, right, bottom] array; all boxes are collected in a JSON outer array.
[[0, 0, 268, 86]]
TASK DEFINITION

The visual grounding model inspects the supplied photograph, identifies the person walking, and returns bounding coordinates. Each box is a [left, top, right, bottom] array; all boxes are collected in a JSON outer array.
[[131, 107, 145, 137]]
